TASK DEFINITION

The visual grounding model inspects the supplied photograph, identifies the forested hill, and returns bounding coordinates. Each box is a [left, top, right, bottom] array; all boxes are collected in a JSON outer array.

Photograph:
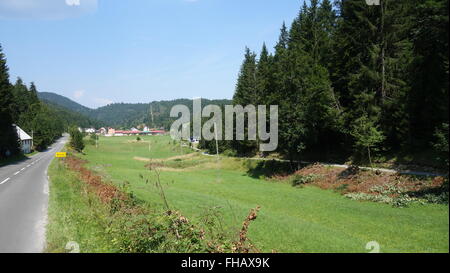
[[37, 92, 100, 129], [39, 92, 231, 129], [91, 99, 232, 129], [38, 92, 92, 115], [41, 101, 100, 129]]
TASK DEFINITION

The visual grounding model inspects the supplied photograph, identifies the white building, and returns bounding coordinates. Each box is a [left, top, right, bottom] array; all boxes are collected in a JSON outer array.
[[15, 125, 33, 154]]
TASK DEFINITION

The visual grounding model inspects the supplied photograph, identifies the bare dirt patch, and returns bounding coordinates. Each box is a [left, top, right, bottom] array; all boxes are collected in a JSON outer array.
[[133, 152, 199, 163], [290, 163, 446, 196], [64, 156, 127, 204]]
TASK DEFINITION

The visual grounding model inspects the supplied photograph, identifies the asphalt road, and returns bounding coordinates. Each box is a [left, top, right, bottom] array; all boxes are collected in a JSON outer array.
[[0, 136, 68, 253]]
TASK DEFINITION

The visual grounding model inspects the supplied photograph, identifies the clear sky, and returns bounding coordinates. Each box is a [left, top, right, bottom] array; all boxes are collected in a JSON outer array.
[[0, 0, 302, 108]]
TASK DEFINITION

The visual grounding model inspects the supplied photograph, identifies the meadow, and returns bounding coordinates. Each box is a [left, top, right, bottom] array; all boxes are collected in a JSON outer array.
[[75, 135, 448, 253]]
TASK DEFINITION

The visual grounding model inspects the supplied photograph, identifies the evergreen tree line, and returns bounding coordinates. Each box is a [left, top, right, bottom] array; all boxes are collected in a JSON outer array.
[[0, 45, 93, 158], [200, 0, 449, 168]]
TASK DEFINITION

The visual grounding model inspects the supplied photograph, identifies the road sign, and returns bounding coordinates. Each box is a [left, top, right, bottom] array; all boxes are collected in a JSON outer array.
[[56, 152, 67, 158]]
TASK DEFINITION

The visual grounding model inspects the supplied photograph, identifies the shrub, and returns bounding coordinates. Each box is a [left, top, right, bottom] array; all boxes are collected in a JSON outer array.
[[335, 183, 349, 192], [345, 192, 395, 205], [432, 123, 449, 168], [345, 183, 431, 208], [290, 174, 319, 187], [69, 127, 85, 152], [88, 134, 97, 145]]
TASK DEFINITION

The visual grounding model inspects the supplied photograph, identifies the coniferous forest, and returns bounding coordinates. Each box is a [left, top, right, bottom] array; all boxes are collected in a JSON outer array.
[[200, 0, 449, 169], [2, 0, 449, 169]]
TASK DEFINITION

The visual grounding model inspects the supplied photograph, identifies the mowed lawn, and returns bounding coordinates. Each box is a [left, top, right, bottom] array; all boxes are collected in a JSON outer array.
[[79, 136, 449, 253]]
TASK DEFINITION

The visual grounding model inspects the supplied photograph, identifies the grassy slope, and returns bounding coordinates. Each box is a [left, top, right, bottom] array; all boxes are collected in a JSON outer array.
[[77, 136, 448, 253], [46, 157, 114, 253]]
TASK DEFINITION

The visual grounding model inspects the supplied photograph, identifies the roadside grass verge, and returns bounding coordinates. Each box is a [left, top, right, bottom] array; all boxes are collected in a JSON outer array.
[[46, 157, 114, 253], [75, 136, 449, 253], [46, 150, 260, 253]]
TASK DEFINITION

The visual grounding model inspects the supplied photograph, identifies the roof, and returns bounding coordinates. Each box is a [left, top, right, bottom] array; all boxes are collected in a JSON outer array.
[[15, 125, 32, 141]]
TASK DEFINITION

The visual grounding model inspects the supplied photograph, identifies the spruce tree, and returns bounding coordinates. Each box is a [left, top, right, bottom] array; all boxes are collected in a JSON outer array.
[[233, 47, 258, 106], [231, 48, 258, 155], [271, 23, 290, 106], [407, 0, 449, 148], [256, 43, 273, 105], [11, 77, 29, 122], [0, 45, 20, 158], [277, 10, 338, 159], [29, 82, 40, 105], [351, 114, 385, 166]]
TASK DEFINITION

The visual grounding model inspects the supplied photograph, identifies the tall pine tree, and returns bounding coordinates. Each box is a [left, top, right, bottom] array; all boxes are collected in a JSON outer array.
[[0, 45, 20, 158]]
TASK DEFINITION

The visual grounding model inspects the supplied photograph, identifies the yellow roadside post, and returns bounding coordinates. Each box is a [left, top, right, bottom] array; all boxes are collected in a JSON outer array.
[[55, 152, 67, 158], [55, 152, 67, 168]]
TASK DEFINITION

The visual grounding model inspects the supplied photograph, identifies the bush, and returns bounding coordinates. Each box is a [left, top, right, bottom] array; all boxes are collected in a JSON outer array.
[[69, 127, 85, 152], [88, 134, 97, 145], [345, 192, 396, 205], [290, 174, 319, 187], [433, 123, 449, 169], [109, 210, 212, 253]]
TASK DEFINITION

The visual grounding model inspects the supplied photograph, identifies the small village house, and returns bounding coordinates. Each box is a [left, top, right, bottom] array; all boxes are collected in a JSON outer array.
[[149, 130, 166, 136], [14, 125, 33, 154], [103, 127, 166, 137], [84, 128, 96, 134], [107, 128, 116, 136]]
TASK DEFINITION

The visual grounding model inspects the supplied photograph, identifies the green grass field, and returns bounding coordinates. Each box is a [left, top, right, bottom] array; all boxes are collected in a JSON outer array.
[[75, 135, 448, 253]]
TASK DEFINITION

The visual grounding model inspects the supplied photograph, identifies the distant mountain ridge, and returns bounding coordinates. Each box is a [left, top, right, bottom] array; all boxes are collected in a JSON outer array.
[[38, 92, 92, 114], [38, 92, 232, 129]]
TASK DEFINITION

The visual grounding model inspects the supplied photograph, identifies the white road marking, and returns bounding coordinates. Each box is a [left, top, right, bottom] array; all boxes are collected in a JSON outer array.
[[0, 178, 11, 185], [21, 168, 25, 171], [13, 171, 20, 175], [27, 165, 31, 167]]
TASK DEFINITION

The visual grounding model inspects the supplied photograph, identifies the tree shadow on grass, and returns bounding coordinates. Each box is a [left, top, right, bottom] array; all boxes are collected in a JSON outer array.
[[245, 160, 304, 179], [406, 178, 449, 204]]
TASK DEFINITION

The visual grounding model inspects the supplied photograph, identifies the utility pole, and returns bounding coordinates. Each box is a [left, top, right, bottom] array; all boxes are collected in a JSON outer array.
[[150, 104, 155, 129], [214, 122, 219, 158], [180, 122, 189, 155], [214, 122, 220, 183], [31, 130, 34, 151], [96, 134, 98, 148]]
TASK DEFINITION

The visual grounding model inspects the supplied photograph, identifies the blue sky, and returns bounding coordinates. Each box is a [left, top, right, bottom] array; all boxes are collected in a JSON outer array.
[[0, 0, 302, 108]]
